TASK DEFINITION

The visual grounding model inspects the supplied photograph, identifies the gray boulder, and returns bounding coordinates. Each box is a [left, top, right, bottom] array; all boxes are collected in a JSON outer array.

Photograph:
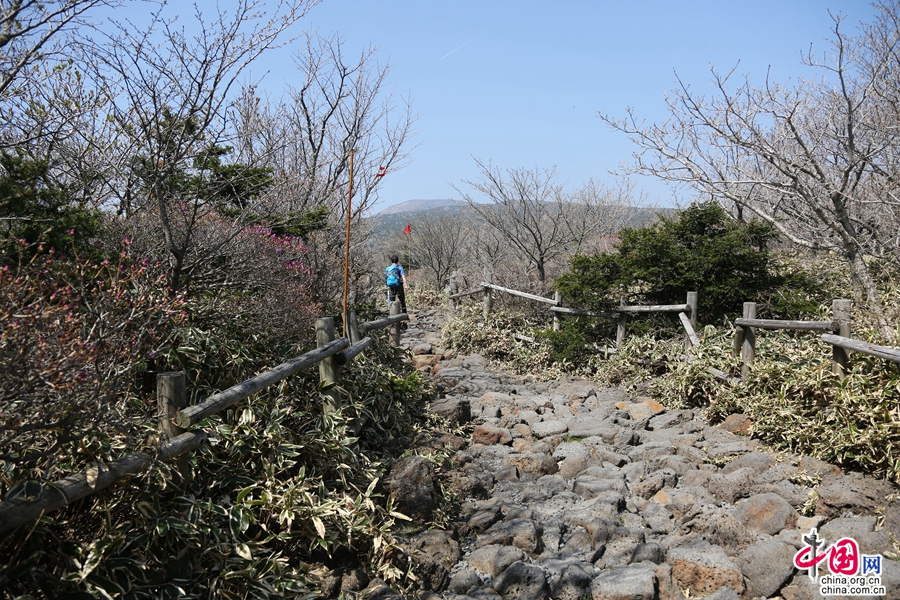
[[383, 455, 436, 521], [735, 538, 796, 598], [491, 561, 549, 600], [591, 563, 657, 600], [467, 544, 525, 577]]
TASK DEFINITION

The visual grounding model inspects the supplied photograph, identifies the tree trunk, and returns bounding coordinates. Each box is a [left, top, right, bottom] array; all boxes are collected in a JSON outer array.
[[847, 249, 895, 343]]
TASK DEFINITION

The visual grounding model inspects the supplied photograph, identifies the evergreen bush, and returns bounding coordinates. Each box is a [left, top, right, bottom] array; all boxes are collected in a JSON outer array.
[[552, 202, 830, 363]]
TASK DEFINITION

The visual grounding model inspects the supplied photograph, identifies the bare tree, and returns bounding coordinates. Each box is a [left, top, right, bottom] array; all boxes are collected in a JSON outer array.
[[81, 0, 317, 291], [0, 0, 122, 221], [600, 3, 900, 340], [397, 208, 468, 289], [231, 32, 416, 306], [0, 0, 116, 101], [235, 34, 415, 218], [453, 159, 639, 282]]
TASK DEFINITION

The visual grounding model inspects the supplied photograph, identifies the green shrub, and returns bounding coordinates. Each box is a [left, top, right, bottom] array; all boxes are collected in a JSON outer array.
[[0, 265, 436, 597], [441, 304, 561, 378], [536, 318, 614, 369], [552, 202, 834, 364], [0, 152, 103, 262], [635, 327, 900, 484]]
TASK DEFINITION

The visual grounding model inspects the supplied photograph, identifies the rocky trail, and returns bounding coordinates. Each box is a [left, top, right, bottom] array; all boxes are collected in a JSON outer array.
[[348, 309, 900, 600]]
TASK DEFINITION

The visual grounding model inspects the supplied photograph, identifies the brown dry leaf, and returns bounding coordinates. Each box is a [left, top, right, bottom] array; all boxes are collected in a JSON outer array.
[[86, 463, 100, 490]]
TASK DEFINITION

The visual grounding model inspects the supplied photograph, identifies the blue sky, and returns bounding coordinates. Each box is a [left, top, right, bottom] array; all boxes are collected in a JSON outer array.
[[251, 0, 878, 212]]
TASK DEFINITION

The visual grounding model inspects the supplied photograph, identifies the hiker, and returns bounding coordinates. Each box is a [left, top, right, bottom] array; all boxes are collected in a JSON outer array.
[[384, 255, 407, 313]]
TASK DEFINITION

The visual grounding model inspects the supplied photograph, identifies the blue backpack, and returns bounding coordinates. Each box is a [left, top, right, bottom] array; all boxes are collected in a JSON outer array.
[[385, 264, 401, 287]]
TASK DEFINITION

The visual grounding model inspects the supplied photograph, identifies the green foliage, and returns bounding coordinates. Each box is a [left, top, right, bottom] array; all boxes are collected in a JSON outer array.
[[764, 251, 846, 320], [557, 202, 779, 325], [0, 258, 435, 597], [0, 151, 103, 262], [536, 318, 610, 369], [128, 110, 274, 215], [266, 206, 331, 238], [649, 328, 900, 484], [550, 202, 835, 365], [191, 144, 274, 212], [441, 304, 562, 378]]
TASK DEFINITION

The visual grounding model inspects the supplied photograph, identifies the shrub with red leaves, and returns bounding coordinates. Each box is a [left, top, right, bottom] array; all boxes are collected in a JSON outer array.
[[0, 239, 185, 479]]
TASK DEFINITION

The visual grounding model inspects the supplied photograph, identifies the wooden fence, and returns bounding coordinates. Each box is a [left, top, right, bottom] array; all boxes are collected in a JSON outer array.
[[0, 303, 409, 535], [448, 281, 900, 382], [449, 280, 698, 350]]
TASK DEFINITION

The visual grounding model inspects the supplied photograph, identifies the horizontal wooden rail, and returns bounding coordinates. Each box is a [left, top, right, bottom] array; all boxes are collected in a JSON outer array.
[[481, 282, 559, 305], [175, 338, 350, 428], [735, 299, 852, 379], [735, 318, 836, 332], [360, 312, 409, 333], [337, 337, 373, 365], [619, 303, 690, 313], [0, 306, 411, 535], [821, 334, 900, 363], [550, 306, 615, 318], [549, 302, 690, 316], [0, 431, 207, 535], [449, 287, 484, 300]]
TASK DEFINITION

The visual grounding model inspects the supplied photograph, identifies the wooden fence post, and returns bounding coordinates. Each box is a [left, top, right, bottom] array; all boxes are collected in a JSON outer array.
[[616, 296, 629, 348], [553, 291, 561, 332], [390, 300, 402, 346], [741, 302, 757, 378], [316, 317, 342, 413], [686, 291, 698, 331], [733, 326, 744, 358], [685, 291, 698, 351], [483, 285, 492, 320], [832, 298, 852, 380], [157, 372, 190, 483], [347, 309, 361, 344], [447, 271, 458, 312]]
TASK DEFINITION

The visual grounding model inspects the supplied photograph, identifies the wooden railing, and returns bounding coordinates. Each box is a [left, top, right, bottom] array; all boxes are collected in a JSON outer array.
[[450, 280, 698, 350], [733, 300, 849, 379], [448, 281, 900, 382], [0, 304, 409, 535]]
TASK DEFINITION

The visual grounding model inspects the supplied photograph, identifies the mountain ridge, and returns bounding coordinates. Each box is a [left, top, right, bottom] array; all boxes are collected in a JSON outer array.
[[377, 198, 461, 215]]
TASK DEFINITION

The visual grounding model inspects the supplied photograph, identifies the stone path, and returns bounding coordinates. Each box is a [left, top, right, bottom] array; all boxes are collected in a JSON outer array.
[[364, 309, 900, 600]]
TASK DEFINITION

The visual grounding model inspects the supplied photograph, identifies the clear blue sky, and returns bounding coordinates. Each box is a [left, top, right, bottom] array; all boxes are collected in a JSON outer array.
[[252, 0, 878, 212]]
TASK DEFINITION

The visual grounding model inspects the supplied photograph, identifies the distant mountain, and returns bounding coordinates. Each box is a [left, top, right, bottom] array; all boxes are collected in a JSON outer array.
[[368, 201, 471, 239], [377, 199, 461, 215], [366, 199, 662, 246]]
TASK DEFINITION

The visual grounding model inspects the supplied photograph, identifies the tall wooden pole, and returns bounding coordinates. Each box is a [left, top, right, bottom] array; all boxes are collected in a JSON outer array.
[[343, 149, 354, 337]]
